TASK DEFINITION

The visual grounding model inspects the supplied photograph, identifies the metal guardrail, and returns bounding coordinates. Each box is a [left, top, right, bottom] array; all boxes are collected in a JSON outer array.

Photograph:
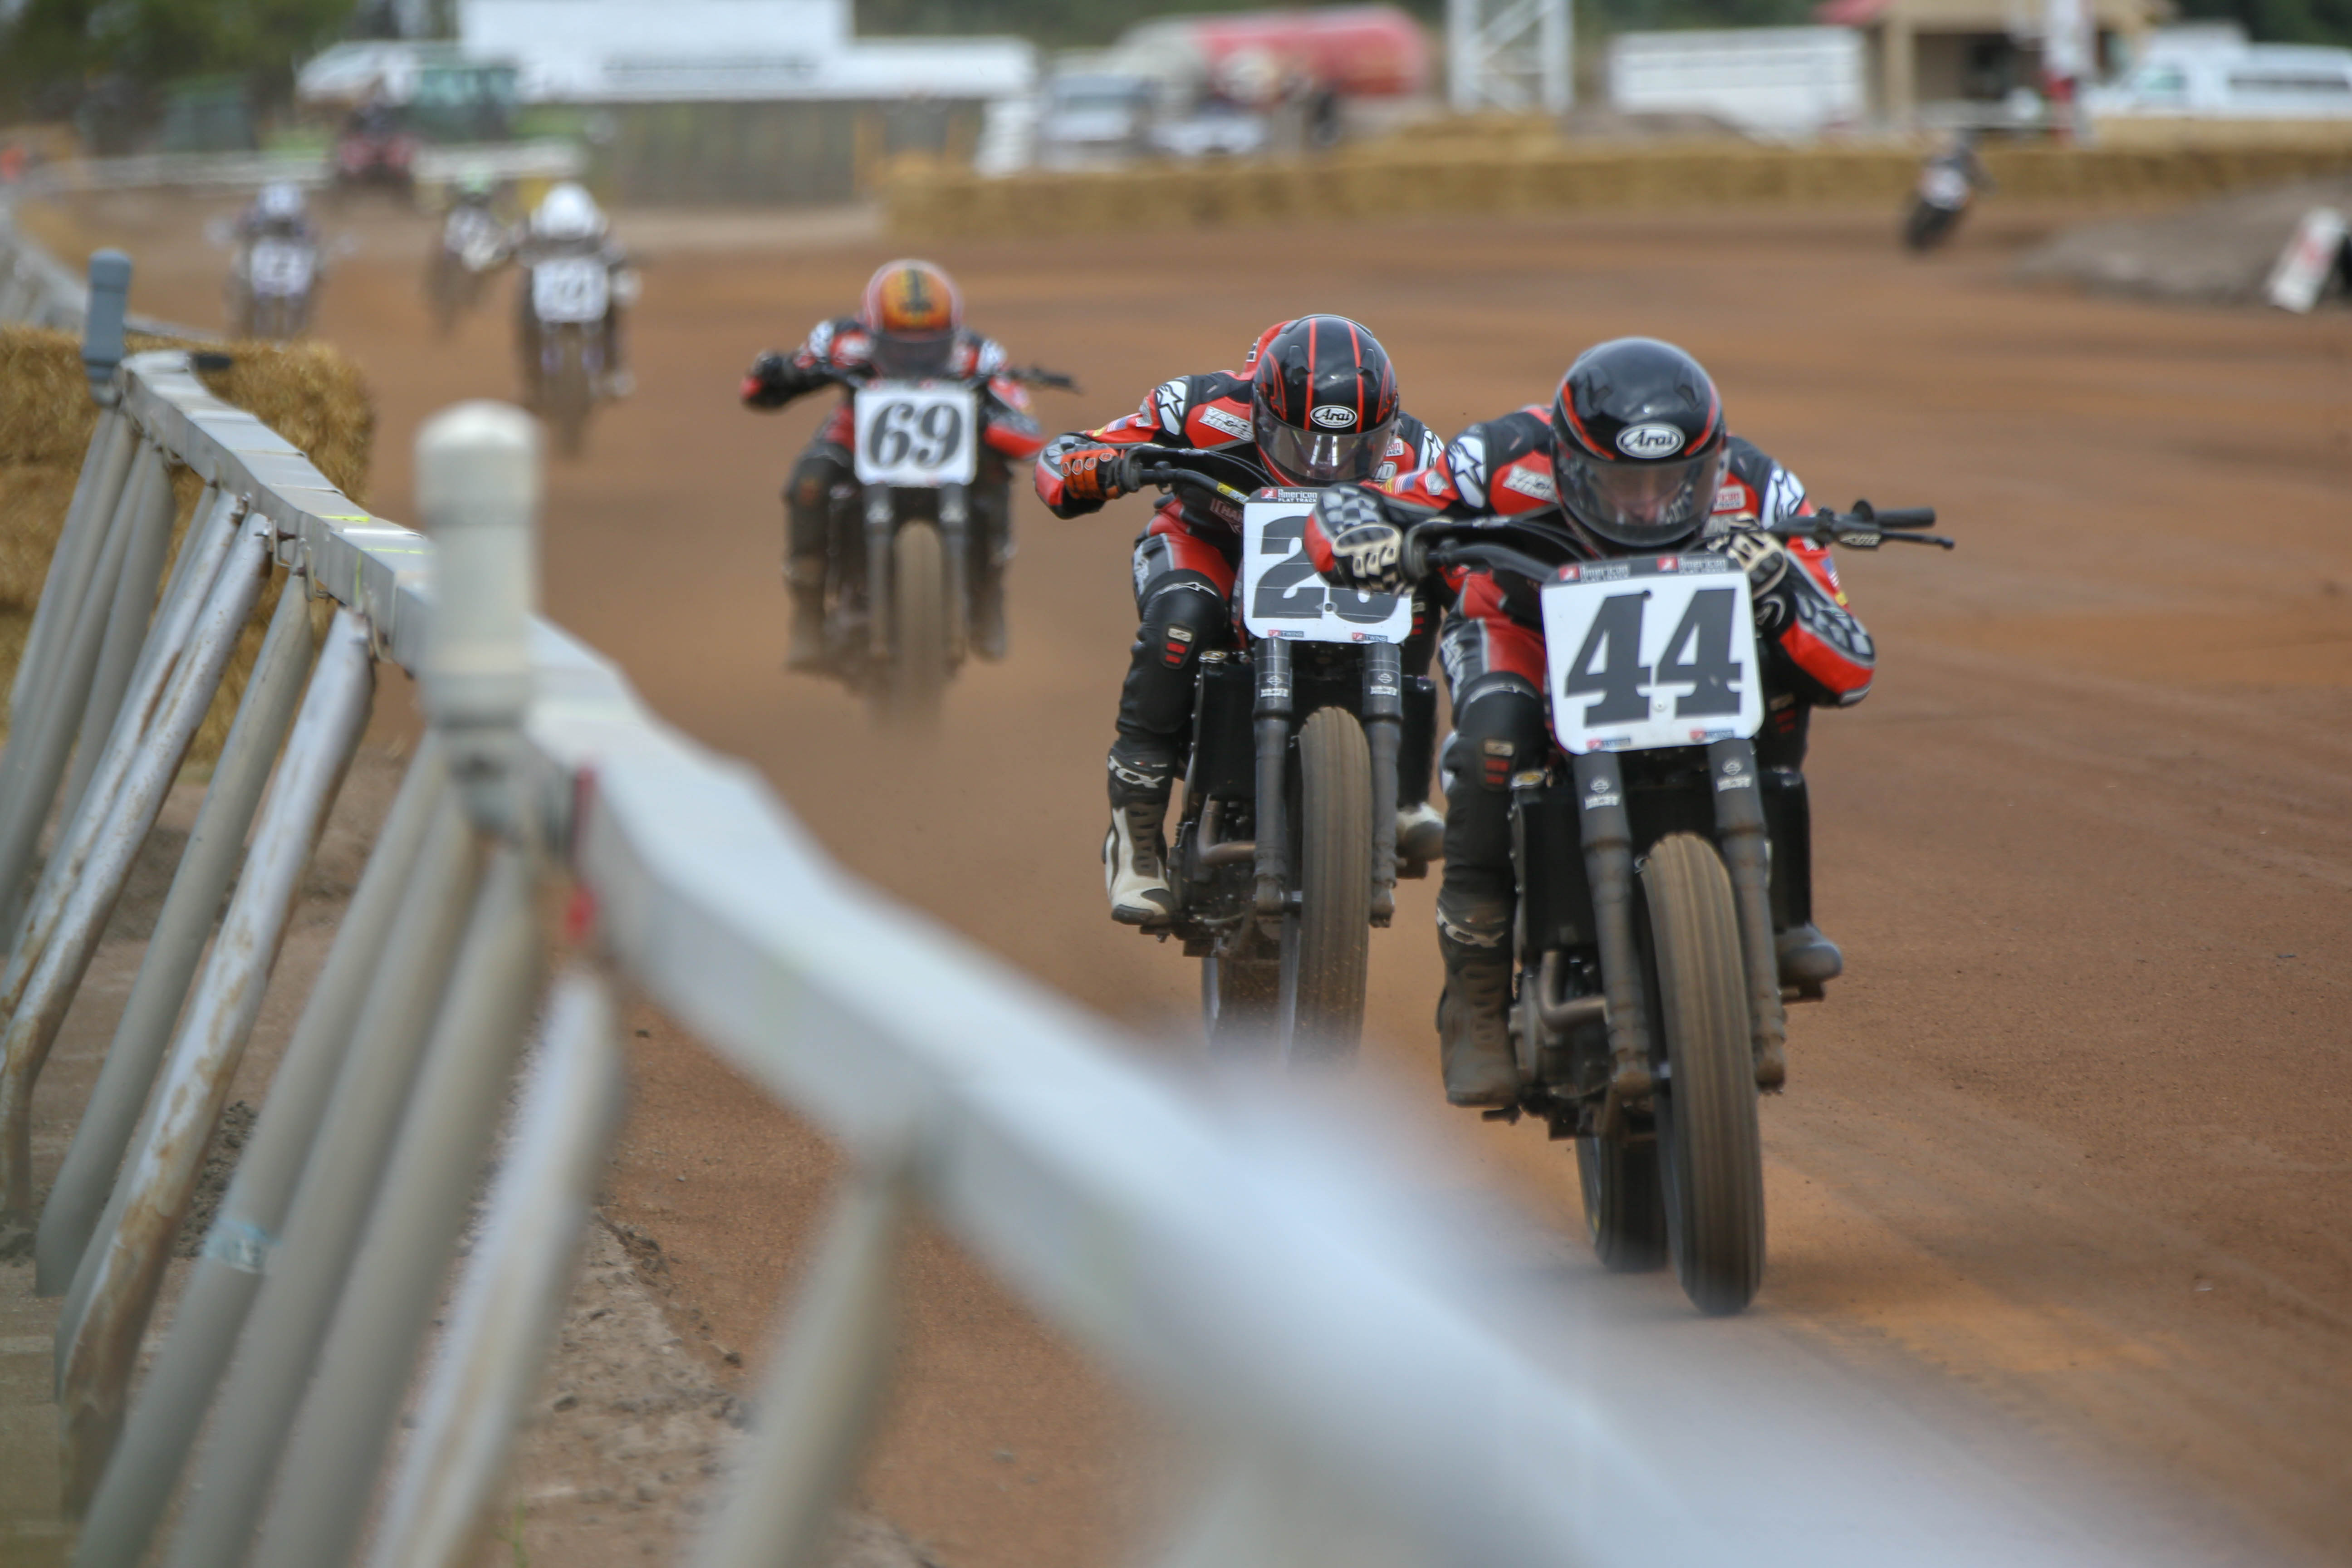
[[0, 211, 1729, 1568]]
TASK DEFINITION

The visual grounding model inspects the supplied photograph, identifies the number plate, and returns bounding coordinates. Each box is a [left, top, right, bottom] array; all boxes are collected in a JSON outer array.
[[247, 240, 315, 297], [1920, 167, 1970, 207], [1538, 554, 1764, 753], [531, 257, 609, 323], [1240, 498, 1413, 644], [853, 383, 978, 487]]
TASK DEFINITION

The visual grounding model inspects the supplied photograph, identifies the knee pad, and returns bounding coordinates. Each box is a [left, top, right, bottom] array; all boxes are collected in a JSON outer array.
[[1447, 676, 1546, 795]]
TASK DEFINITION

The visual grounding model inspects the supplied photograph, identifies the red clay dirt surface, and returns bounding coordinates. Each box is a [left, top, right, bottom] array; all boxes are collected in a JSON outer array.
[[71, 193, 2352, 1566]]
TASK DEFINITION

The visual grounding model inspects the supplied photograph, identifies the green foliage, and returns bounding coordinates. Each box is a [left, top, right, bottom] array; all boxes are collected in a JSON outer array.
[[0, 0, 353, 119], [2172, 0, 2352, 45]]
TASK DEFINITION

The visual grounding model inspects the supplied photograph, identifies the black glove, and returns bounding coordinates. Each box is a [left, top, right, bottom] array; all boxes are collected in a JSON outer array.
[[1313, 486, 1406, 594], [741, 352, 816, 408]]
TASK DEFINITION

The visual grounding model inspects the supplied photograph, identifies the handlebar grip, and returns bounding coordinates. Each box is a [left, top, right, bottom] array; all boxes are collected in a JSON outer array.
[[1871, 507, 1938, 528]]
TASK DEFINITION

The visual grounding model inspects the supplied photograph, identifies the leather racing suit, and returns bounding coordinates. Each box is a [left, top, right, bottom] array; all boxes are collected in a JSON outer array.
[[743, 318, 1046, 658], [1036, 365, 1443, 829]]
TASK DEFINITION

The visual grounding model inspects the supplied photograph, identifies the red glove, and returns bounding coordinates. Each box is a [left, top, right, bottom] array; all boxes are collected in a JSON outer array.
[[1059, 445, 1128, 505]]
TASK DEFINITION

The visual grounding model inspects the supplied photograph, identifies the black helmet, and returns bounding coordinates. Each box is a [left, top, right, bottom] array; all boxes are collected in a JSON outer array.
[[1251, 315, 1399, 486], [1550, 337, 1728, 552]]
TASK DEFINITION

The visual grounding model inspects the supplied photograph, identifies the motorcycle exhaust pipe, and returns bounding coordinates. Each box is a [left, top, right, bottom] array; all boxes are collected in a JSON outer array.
[[1362, 643, 1401, 925], [1707, 740, 1788, 1089], [1571, 751, 1653, 1136], [1251, 638, 1292, 921]]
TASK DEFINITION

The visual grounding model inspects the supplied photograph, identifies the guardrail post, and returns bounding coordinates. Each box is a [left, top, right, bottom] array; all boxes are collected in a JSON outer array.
[[0, 436, 150, 927], [11, 408, 132, 715], [150, 785, 480, 1568], [81, 250, 129, 407], [35, 568, 320, 1291], [54, 608, 374, 1507], [691, 1145, 911, 1568], [244, 400, 544, 1568], [68, 740, 450, 1568], [0, 507, 269, 1222], [363, 967, 623, 1568], [59, 453, 181, 828]]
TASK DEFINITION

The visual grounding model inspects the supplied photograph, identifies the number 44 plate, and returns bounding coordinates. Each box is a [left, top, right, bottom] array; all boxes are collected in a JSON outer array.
[[1539, 554, 1764, 752]]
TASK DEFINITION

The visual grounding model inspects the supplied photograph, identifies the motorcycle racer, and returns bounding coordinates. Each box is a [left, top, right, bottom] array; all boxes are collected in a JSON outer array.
[[741, 259, 1044, 669], [1034, 314, 1446, 927], [514, 182, 632, 406], [1307, 337, 1868, 1106]]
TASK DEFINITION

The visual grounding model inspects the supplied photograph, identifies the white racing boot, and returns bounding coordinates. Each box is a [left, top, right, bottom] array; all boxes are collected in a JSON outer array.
[[1103, 802, 1175, 926], [1396, 801, 1446, 864]]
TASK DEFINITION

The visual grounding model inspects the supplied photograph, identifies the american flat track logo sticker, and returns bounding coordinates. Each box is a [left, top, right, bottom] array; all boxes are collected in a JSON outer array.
[[853, 383, 979, 486], [1240, 500, 1413, 644], [1539, 554, 1765, 752]]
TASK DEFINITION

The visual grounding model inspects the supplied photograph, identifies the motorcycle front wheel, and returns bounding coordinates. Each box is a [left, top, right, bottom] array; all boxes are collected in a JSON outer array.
[[1903, 199, 1959, 251], [1202, 923, 1280, 1057], [542, 331, 593, 458], [1576, 1128, 1667, 1273], [1641, 831, 1765, 1315], [886, 520, 948, 727], [1280, 706, 1372, 1065]]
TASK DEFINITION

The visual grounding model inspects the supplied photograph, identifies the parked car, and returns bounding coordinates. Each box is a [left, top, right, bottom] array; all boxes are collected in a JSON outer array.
[[1039, 73, 1158, 167], [2090, 40, 2352, 121]]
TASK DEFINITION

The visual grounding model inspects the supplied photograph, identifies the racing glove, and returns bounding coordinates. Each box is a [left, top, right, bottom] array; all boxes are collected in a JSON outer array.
[[1312, 486, 1407, 594], [1058, 445, 1130, 505], [742, 352, 821, 409], [1722, 526, 1793, 628]]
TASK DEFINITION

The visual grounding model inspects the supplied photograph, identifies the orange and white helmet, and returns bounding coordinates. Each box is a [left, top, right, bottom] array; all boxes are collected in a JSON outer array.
[[859, 259, 962, 375]]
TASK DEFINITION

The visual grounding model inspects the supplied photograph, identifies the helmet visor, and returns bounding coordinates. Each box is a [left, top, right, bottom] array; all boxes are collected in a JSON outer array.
[[1254, 404, 1393, 485], [873, 331, 954, 379], [1557, 448, 1725, 549]]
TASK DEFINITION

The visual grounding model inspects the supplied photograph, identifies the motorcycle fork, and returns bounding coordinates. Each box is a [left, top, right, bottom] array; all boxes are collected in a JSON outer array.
[[1361, 642, 1401, 926], [862, 485, 894, 663], [938, 482, 970, 662], [1572, 751, 1654, 1136], [1250, 637, 1292, 921], [1707, 739, 1788, 1087]]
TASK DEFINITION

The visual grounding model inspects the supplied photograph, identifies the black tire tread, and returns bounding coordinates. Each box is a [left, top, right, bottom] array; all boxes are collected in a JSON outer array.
[[1289, 707, 1372, 1063], [889, 521, 948, 726]]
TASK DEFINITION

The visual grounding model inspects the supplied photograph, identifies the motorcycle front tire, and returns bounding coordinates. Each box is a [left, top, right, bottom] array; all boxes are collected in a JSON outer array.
[[1281, 706, 1372, 1065], [886, 520, 948, 727]]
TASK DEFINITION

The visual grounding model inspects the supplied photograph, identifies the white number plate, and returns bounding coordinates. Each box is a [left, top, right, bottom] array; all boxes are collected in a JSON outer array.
[[1539, 554, 1764, 753], [1920, 166, 1970, 208], [247, 240, 315, 297], [532, 257, 609, 323], [853, 383, 978, 487], [1240, 498, 1413, 644]]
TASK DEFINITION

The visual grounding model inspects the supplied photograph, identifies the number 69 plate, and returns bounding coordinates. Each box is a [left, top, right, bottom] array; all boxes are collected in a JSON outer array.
[[854, 383, 978, 487], [1539, 554, 1764, 752]]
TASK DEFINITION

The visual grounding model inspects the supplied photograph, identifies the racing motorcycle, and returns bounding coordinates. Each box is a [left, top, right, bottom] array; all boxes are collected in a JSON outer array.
[[804, 364, 1073, 722], [229, 232, 321, 340], [426, 202, 506, 336], [1122, 449, 1439, 1063], [1403, 502, 1950, 1316], [519, 252, 632, 458], [1903, 149, 1982, 251]]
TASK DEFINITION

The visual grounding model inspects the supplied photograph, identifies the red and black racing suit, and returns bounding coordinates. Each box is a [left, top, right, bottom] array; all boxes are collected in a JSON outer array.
[[1036, 368, 1442, 814], [743, 318, 1046, 609], [1309, 406, 1874, 955]]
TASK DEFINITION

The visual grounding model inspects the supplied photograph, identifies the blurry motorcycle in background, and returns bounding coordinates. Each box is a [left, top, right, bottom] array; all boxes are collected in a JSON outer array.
[[426, 184, 508, 335], [1904, 132, 1992, 251], [514, 183, 636, 458], [799, 362, 1072, 722], [230, 230, 320, 339]]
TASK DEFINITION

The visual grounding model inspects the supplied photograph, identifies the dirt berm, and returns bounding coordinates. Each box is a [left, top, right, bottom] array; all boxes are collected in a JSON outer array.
[[2015, 173, 2352, 303]]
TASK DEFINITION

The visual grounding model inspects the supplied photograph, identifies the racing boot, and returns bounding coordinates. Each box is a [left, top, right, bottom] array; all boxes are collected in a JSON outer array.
[[1103, 747, 1176, 927], [1434, 891, 1518, 1107], [1396, 801, 1446, 865], [1776, 924, 1843, 990], [784, 556, 829, 672]]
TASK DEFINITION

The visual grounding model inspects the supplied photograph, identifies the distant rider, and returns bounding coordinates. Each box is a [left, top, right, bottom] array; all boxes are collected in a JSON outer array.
[[236, 181, 313, 243], [1306, 337, 1870, 1105], [514, 182, 632, 404], [740, 259, 1044, 668], [1034, 315, 1446, 927]]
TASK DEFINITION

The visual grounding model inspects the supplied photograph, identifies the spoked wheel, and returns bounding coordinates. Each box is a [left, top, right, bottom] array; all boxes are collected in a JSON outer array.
[[1279, 707, 1372, 1065], [886, 521, 948, 727], [1202, 926, 1280, 1057], [1641, 831, 1766, 1315], [1575, 1130, 1668, 1273]]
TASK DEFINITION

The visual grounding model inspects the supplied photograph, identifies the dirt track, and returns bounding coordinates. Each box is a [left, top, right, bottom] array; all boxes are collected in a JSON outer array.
[[79, 193, 2352, 1565]]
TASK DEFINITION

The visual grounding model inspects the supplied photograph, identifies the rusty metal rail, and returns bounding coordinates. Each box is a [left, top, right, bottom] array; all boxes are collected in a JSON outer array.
[[0, 223, 2141, 1568]]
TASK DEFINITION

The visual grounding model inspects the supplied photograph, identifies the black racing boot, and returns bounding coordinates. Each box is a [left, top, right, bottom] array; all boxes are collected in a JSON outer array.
[[785, 557, 828, 671], [1435, 930, 1518, 1107], [1103, 749, 1175, 927]]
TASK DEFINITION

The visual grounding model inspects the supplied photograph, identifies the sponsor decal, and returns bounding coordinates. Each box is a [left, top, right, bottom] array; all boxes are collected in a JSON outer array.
[[1309, 404, 1358, 430], [1374, 463, 1397, 484], [1579, 788, 1622, 808], [1712, 769, 1755, 789], [1196, 403, 1251, 440], [1498, 464, 1556, 502], [1616, 421, 1685, 459], [1714, 483, 1751, 514]]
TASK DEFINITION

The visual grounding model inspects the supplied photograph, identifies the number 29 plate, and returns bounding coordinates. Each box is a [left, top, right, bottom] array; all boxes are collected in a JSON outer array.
[[1539, 554, 1764, 752], [1240, 498, 1414, 644]]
